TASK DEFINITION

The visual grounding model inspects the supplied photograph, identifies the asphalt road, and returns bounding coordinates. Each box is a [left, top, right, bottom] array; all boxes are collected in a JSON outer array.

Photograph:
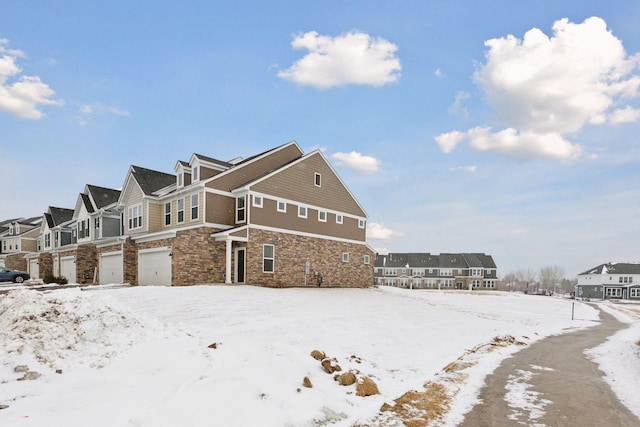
[[460, 305, 639, 426]]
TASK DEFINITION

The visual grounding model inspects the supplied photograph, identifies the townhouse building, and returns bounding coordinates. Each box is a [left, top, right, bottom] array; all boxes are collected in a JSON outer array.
[[374, 252, 498, 290], [576, 262, 640, 300]]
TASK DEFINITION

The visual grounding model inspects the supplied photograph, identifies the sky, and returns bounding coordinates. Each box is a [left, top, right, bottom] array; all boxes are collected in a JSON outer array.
[[1, 1, 640, 277]]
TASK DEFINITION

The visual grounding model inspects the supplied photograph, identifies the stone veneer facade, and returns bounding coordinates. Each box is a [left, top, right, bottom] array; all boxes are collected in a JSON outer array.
[[172, 227, 227, 286], [245, 229, 374, 288], [5, 254, 27, 272]]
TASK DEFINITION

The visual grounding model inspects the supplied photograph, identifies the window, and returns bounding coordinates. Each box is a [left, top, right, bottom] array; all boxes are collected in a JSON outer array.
[[263, 244, 274, 273], [631, 288, 640, 298], [364, 255, 370, 264], [94, 218, 100, 229], [298, 206, 307, 218], [253, 195, 263, 208], [192, 166, 199, 182], [178, 173, 183, 187], [236, 196, 246, 223], [177, 198, 185, 223], [45, 233, 51, 248], [336, 214, 343, 224], [277, 201, 286, 213], [471, 268, 482, 276], [440, 268, 452, 276], [165, 202, 171, 226], [606, 288, 622, 297], [318, 210, 327, 222], [128, 204, 142, 229], [191, 194, 199, 220], [315, 173, 321, 187], [342, 252, 349, 262], [358, 219, 365, 228]]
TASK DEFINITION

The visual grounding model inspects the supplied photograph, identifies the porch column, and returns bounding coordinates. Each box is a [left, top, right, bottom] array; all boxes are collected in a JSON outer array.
[[225, 238, 232, 284]]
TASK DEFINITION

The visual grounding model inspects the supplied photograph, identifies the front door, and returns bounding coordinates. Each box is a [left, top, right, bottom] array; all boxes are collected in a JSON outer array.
[[235, 247, 245, 283]]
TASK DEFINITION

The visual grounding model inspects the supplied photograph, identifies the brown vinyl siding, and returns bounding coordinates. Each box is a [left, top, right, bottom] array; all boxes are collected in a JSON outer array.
[[148, 202, 163, 233], [200, 166, 223, 180], [207, 143, 302, 192], [205, 192, 236, 225], [250, 197, 365, 241], [251, 152, 366, 217]]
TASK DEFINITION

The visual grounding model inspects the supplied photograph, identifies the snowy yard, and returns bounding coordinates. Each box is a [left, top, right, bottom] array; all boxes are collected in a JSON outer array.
[[1, 285, 638, 426]]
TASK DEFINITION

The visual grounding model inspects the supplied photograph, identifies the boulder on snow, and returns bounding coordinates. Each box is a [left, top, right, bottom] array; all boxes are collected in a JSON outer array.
[[321, 358, 341, 374], [303, 376, 313, 388], [336, 372, 357, 386], [356, 376, 380, 397], [310, 350, 325, 360], [13, 365, 29, 373]]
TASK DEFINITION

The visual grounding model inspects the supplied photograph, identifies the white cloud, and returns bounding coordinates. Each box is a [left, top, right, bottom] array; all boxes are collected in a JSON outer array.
[[436, 17, 640, 160], [367, 222, 403, 240], [434, 68, 443, 78], [448, 91, 470, 118], [76, 103, 130, 125], [435, 130, 465, 153], [0, 39, 62, 119], [449, 165, 477, 173], [278, 31, 401, 88], [331, 151, 381, 173]]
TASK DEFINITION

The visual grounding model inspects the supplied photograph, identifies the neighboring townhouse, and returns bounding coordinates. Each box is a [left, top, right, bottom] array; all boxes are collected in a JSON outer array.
[[0, 216, 42, 274], [35, 206, 75, 280], [576, 262, 640, 300], [374, 252, 498, 290], [116, 141, 374, 287]]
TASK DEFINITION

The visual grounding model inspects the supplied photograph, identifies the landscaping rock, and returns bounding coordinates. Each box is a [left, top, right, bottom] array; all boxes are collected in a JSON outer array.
[[13, 365, 29, 373], [310, 350, 325, 360], [356, 376, 380, 397], [303, 376, 313, 388], [337, 372, 357, 386]]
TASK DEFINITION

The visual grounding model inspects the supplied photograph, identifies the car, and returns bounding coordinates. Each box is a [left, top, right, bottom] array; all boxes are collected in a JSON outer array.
[[0, 266, 30, 283]]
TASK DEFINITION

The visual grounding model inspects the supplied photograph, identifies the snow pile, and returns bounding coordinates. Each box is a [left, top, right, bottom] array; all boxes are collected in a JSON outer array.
[[0, 288, 166, 372]]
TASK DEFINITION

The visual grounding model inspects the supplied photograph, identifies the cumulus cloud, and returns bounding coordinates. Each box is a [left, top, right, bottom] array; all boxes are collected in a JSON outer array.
[[448, 91, 470, 118], [435, 17, 640, 160], [449, 165, 477, 173], [367, 222, 403, 240], [0, 39, 62, 119], [332, 151, 381, 173], [278, 30, 401, 88]]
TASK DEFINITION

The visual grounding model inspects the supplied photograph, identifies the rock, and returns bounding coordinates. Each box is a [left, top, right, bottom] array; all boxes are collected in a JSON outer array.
[[303, 376, 313, 388], [337, 372, 357, 386], [310, 350, 325, 360], [13, 365, 29, 373], [0, 404, 9, 410], [207, 342, 218, 349], [356, 377, 380, 397], [17, 371, 41, 381]]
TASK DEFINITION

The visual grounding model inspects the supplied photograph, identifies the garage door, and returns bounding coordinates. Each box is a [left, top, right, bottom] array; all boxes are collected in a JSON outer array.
[[100, 251, 123, 284], [138, 249, 172, 286], [60, 256, 76, 283], [29, 259, 39, 280]]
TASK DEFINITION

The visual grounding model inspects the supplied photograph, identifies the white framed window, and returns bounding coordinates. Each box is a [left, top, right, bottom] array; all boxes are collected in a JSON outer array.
[[336, 214, 343, 224], [314, 173, 322, 187], [631, 288, 640, 298], [253, 195, 263, 208], [236, 196, 246, 223], [128, 203, 143, 230], [192, 166, 199, 182], [165, 202, 171, 226], [191, 194, 199, 220], [364, 255, 370, 264], [606, 288, 622, 297], [298, 206, 307, 218], [440, 268, 452, 276], [44, 233, 51, 248], [177, 198, 185, 223], [358, 219, 365, 229], [318, 210, 327, 222], [342, 252, 349, 262], [263, 244, 274, 273], [277, 200, 286, 213]]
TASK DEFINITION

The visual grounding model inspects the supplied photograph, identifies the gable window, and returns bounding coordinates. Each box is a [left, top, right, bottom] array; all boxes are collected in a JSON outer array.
[[253, 195, 263, 208], [177, 198, 185, 223], [236, 196, 246, 223], [191, 194, 199, 220], [358, 219, 365, 229], [298, 206, 307, 219], [44, 233, 51, 248], [342, 252, 349, 262], [314, 173, 322, 187], [165, 202, 171, 226], [128, 204, 142, 230], [263, 244, 274, 273], [192, 166, 199, 182], [318, 210, 327, 222], [336, 214, 343, 224], [277, 201, 286, 213], [364, 255, 370, 264]]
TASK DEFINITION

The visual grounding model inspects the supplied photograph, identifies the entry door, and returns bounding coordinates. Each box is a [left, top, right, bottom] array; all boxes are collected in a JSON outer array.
[[235, 247, 245, 283]]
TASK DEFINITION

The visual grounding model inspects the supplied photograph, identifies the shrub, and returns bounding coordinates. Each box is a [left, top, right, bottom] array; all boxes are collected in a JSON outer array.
[[43, 274, 68, 285]]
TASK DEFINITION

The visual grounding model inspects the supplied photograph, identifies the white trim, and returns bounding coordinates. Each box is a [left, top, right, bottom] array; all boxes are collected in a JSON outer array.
[[252, 194, 263, 208], [277, 200, 286, 213], [138, 246, 172, 255], [314, 172, 321, 187], [318, 210, 327, 222], [100, 250, 123, 257], [249, 224, 368, 246], [298, 206, 307, 219], [132, 230, 177, 243]]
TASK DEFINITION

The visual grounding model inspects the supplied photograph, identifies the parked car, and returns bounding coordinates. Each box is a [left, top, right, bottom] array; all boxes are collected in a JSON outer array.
[[0, 267, 30, 283]]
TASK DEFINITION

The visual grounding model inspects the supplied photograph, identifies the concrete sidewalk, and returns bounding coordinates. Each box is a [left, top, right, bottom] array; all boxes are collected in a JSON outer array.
[[460, 306, 639, 426]]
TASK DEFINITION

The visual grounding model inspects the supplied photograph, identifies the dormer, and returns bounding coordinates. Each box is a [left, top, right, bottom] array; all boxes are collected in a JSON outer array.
[[190, 153, 232, 181], [174, 161, 192, 189]]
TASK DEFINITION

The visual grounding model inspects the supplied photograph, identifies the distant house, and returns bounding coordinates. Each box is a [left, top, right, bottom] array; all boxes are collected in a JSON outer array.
[[0, 216, 42, 272], [374, 253, 498, 290], [576, 262, 640, 300]]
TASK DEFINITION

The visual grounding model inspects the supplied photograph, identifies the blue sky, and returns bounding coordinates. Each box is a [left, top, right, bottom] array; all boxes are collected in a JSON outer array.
[[2, 1, 639, 277]]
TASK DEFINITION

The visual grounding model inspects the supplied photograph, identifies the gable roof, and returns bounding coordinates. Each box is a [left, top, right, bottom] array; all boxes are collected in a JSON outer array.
[[87, 184, 121, 209], [193, 153, 233, 169], [375, 252, 497, 270], [579, 262, 640, 276], [80, 193, 95, 214], [130, 165, 176, 196], [45, 207, 74, 228]]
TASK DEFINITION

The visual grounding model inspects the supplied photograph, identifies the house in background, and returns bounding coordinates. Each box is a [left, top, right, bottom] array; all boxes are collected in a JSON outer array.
[[0, 216, 42, 273], [34, 206, 75, 280], [374, 252, 498, 290], [576, 262, 640, 300], [114, 141, 374, 287]]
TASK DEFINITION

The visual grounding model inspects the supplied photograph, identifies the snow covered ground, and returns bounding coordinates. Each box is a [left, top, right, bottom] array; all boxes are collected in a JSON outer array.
[[0, 285, 638, 426]]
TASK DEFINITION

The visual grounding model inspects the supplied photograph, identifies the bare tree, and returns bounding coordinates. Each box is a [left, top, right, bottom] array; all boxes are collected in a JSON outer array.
[[539, 265, 566, 294]]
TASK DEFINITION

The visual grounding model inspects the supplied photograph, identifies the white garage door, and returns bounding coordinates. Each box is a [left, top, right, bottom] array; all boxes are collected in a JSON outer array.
[[100, 251, 123, 284], [60, 256, 76, 283], [138, 249, 172, 286], [29, 259, 39, 280], [0, 258, 5, 268]]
